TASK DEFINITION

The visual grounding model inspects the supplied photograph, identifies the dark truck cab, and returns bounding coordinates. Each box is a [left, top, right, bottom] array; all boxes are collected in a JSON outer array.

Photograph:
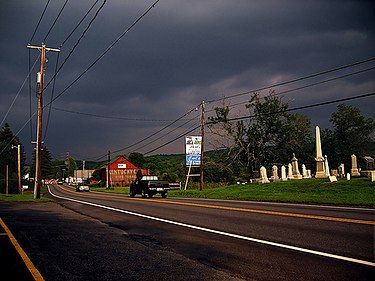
[[130, 175, 170, 198]]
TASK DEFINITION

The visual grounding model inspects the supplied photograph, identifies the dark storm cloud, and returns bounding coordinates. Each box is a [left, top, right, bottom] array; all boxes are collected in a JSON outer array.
[[0, 0, 374, 160]]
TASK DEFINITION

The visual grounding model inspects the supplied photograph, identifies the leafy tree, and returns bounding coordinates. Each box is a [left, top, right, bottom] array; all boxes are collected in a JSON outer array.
[[128, 152, 145, 168], [65, 155, 77, 177], [328, 104, 374, 167], [209, 91, 312, 178], [0, 123, 26, 193]]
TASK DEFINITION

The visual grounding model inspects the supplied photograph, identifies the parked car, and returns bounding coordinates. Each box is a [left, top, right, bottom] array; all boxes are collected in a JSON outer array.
[[76, 183, 90, 192], [57, 179, 64, 185]]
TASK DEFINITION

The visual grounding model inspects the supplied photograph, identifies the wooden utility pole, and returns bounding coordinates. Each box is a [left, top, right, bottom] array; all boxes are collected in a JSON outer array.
[[5, 165, 9, 195], [200, 100, 205, 191], [107, 151, 111, 189], [12, 145, 22, 194], [27, 43, 60, 199]]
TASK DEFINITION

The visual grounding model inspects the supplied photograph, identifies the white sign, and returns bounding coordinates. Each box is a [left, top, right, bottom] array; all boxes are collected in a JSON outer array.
[[117, 163, 127, 169], [185, 136, 202, 166]]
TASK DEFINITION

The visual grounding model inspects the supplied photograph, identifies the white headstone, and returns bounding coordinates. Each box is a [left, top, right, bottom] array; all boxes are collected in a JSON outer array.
[[302, 164, 308, 178], [315, 126, 326, 178], [324, 155, 330, 177], [351, 154, 360, 177], [346, 173, 351, 180], [281, 165, 287, 181], [338, 163, 345, 178], [259, 166, 270, 184], [287, 163, 294, 180], [307, 169, 312, 178], [271, 165, 279, 181]]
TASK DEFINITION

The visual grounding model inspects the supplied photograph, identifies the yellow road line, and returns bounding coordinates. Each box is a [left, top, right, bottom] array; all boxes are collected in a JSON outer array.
[[0, 218, 44, 281], [127, 198, 375, 226], [55, 185, 375, 226]]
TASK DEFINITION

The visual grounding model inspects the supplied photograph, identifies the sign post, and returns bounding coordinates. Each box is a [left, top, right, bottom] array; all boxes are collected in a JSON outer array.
[[184, 136, 202, 189]]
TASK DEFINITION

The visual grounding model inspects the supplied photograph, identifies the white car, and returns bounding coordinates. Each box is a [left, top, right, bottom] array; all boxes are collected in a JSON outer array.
[[76, 183, 90, 192]]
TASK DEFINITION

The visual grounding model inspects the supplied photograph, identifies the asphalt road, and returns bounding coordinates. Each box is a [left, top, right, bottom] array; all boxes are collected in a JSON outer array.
[[1, 184, 374, 280]]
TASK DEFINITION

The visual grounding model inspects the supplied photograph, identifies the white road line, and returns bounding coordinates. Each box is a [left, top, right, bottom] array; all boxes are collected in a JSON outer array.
[[48, 186, 375, 267], [170, 197, 375, 212]]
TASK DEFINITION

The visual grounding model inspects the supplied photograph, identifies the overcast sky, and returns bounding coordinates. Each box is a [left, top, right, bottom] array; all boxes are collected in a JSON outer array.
[[0, 0, 374, 162]]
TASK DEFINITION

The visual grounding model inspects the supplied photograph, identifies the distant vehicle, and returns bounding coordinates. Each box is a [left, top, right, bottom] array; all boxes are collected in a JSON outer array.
[[130, 175, 170, 198], [57, 179, 64, 185], [76, 182, 90, 192]]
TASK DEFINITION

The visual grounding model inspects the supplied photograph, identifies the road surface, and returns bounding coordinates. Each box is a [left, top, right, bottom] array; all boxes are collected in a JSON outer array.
[[1, 184, 374, 280]]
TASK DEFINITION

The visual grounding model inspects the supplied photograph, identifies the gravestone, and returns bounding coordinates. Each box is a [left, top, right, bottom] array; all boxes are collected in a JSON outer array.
[[315, 126, 326, 178], [324, 155, 330, 177], [363, 156, 374, 170], [338, 164, 345, 178], [287, 163, 294, 180], [271, 165, 279, 182], [281, 165, 287, 181], [307, 170, 312, 178], [346, 173, 351, 181], [259, 166, 270, 184], [291, 153, 302, 179], [351, 154, 360, 177], [302, 164, 308, 178], [331, 169, 339, 177]]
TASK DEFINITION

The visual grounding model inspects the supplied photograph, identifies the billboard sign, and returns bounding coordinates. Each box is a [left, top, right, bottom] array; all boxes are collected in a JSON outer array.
[[117, 163, 127, 169], [185, 136, 202, 166]]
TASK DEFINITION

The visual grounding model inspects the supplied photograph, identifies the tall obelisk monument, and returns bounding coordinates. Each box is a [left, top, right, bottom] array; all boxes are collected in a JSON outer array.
[[315, 126, 326, 178]]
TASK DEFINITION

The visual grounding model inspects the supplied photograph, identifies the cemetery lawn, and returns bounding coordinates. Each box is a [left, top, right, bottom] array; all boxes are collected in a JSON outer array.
[[169, 178, 375, 207]]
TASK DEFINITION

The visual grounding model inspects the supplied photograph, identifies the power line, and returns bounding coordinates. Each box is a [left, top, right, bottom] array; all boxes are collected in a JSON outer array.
[[45, 0, 161, 106], [206, 56, 375, 104], [144, 124, 200, 155], [133, 114, 199, 153], [44, 52, 61, 142], [43, 0, 70, 42], [29, 0, 51, 43], [92, 104, 198, 161], [61, 0, 101, 46], [207, 91, 375, 124], [0, 0, 163, 158], [51, 107, 190, 122], [143, 91, 375, 156], [206, 65, 375, 113], [0, 54, 40, 127]]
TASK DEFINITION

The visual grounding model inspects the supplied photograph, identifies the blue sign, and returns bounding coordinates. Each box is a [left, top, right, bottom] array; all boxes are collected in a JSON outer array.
[[186, 154, 201, 166]]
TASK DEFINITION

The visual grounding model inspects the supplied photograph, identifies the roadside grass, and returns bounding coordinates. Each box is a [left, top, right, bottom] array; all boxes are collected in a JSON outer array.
[[170, 178, 375, 207], [91, 186, 130, 194], [87, 178, 374, 207], [0, 186, 51, 202]]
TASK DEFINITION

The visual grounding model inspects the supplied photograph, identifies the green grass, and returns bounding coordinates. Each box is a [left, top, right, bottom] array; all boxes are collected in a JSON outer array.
[[0, 186, 51, 202], [90, 186, 130, 194], [85, 178, 375, 207], [170, 178, 375, 207]]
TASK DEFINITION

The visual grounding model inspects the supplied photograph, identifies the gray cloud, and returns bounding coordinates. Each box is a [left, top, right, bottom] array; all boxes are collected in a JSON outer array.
[[0, 0, 374, 161]]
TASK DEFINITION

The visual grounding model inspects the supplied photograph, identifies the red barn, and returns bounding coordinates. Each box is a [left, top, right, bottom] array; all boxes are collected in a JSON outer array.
[[100, 156, 150, 187]]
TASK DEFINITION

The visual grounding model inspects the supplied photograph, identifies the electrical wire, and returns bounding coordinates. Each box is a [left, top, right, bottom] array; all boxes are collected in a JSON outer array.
[[206, 65, 375, 113], [51, 107, 189, 122], [0, 54, 40, 127], [61, 0, 101, 46], [43, 52, 61, 142], [92, 104, 199, 161], [43, 0, 70, 42], [29, 0, 51, 43], [206, 56, 375, 104], [133, 114, 199, 153], [144, 124, 200, 155], [43, 0, 161, 105], [207, 91, 375, 124], [143, 91, 375, 156]]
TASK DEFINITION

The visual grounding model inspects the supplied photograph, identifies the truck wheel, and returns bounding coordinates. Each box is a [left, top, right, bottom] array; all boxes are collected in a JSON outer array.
[[161, 192, 167, 198]]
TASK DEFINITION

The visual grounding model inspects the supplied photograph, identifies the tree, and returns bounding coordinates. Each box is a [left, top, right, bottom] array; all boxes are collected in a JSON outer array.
[[30, 146, 53, 179], [209, 91, 312, 179], [128, 152, 145, 168], [65, 155, 77, 177], [0, 123, 26, 193], [329, 104, 375, 167]]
